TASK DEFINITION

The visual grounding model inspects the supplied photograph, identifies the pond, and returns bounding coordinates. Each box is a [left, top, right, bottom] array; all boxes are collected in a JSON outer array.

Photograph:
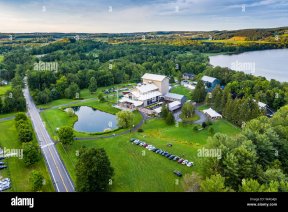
[[209, 49, 288, 82], [69, 106, 118, 133]]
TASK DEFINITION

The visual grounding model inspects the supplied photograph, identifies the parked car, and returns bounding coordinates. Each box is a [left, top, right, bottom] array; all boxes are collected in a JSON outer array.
[[152, 148, 158, 152], [182, 160, 189, 165], [0, 157, 5, 160], [169, 155, 175, 160], [139, 142, 146, 146], [0, 162, 5, 165], [165, 154, 171, 158], [173, 156, 180, 161], [143, 144, 148, 148], [167, 143, 173, 147], [187, 162, 194, 167], [173, 170, 182, 177], [178, 158, 184, 163], [130, 138, 136, 142], [0, 165, 7, 170], [156, 150, 161, 154]]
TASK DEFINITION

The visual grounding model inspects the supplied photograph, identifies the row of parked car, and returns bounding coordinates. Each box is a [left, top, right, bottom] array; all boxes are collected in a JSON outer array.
[[0, 157, 7, 170], [0, 157, 11, 191], [0, 178, 11, 191], [130, 138, 194, 168]]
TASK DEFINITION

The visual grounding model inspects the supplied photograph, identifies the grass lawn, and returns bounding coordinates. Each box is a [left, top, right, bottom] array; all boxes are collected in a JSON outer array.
[[0, 85, 11, 96], [197, 104, 210, 111], [170, 86, 192, 100], [56, 118, 240, 192], [0, 112, 16, 119], [0, 120, 54, 192]]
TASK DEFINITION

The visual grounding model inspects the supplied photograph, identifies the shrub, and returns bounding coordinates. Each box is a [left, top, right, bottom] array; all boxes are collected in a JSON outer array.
[[202, 122, 207, 128], [137, 128, 144, 133]]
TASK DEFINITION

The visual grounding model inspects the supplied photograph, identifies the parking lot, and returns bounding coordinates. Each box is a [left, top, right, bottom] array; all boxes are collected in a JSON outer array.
[[0, 153, 10, 192], [130, 138, 194, 177]]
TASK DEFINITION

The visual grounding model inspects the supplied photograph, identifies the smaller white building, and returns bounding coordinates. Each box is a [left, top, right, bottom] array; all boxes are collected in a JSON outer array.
[[203, 108, 222, 120]]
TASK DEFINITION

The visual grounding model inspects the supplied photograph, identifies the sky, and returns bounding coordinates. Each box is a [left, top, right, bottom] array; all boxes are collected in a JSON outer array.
[[0, 0, 288, 33]]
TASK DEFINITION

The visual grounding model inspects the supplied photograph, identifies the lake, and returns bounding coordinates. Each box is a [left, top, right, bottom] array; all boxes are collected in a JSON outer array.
[[209, 49, 288, 82], [71, 106, 118, 133]]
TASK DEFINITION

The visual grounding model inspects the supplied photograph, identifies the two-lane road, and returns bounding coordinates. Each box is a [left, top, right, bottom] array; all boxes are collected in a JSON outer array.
[[23, 79, 74, 192]]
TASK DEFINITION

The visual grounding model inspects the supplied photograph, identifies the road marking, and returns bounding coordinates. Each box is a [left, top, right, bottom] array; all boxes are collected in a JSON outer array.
[[41, 143, 54, 149]]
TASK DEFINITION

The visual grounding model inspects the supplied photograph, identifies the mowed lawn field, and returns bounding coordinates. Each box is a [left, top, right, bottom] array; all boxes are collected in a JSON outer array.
[[0, 85, 11, 96], [0, 55, 4, 63], [170, 86, 192, 100], [56, 118, 240, 192], [0, 120, 54, 192]]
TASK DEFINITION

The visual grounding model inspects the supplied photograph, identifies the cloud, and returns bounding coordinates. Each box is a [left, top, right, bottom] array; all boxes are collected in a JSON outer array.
[[0, 0, 287, 32]]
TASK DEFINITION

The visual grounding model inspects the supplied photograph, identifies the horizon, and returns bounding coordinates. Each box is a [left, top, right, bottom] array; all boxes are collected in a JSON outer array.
[[1, 25, 288, 34], [0, 0, 288, 33]]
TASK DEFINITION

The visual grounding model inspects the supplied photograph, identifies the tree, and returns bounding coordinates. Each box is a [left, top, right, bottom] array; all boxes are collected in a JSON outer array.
[[160, 103, 169, 119], [116, 110, 133, 129], [76, 148, 114, 192], [18, 128, 33, 142], [23, 142, 40, 166], [88, 77, 97, 93], [181, 102, 195, 119], [58, 126, 74, 145], [200, 174, 232, 192], [30, 171, 44, 192], [64, 83, 80, 99], [15, 112, 28, 121], [192, 80, 206, 103], [240, 179, 265, 192], [98, 92, 105, 102], [66, 108, 74, 117], [182, 173, 202, 192], [165, 112, 175, 125]]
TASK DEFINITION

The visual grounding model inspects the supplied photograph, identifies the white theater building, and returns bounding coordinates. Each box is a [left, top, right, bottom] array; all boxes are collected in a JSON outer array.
[[118, 73, 170, 109]]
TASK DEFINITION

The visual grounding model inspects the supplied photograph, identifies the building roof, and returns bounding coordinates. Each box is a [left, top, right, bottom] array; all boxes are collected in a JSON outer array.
[[138, 91, 162, 101], [202, 76, 217, 83], [136, 83, 158, 94], [119, 97, 143, 107], [154, 107, 162, 114], [142, 73, 167, 82], [165, 92, 185, 100], [169, 101, 181, 111], [203, 108, 222, 118]]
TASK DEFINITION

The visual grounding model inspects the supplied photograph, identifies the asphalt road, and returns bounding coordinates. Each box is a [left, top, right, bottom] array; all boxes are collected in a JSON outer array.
[[23, 79, 74, 192]]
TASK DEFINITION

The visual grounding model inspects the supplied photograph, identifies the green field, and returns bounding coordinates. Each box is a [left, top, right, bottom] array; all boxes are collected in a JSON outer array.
[[170, 86, 192, 100], [0, 55, 4, 63], [55, 118, 240, 192], [0, 85, 11, 96], [0, 120, 54, 192]]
